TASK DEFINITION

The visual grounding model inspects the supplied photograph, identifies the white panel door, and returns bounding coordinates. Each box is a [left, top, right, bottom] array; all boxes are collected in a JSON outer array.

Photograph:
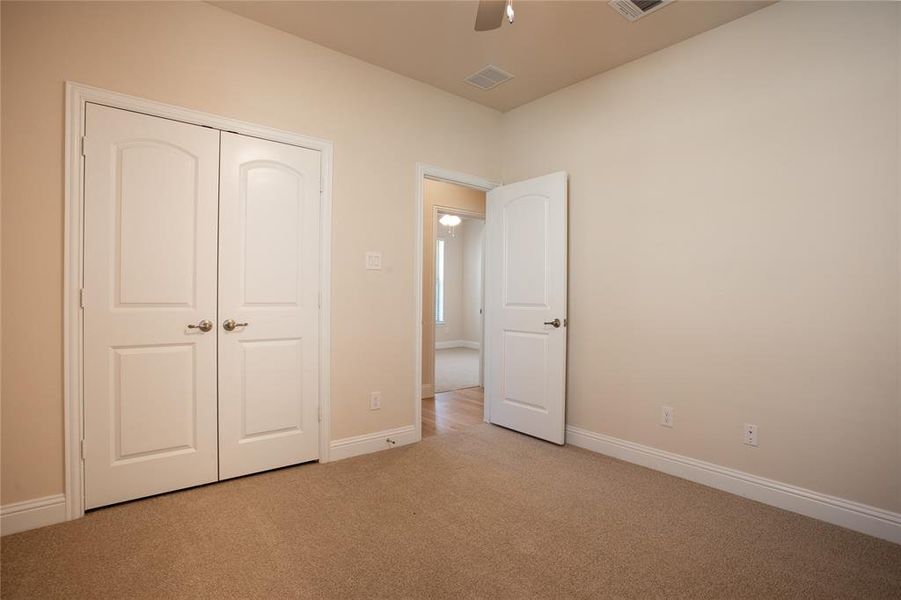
[[83, 103, 220, 508], [485, 172, 567, 444], [218, 132, 321, 479]]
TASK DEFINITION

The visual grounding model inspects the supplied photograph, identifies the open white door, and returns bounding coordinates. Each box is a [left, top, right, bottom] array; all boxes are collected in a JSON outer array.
[[485, 172, 567, 444], [217, 132, 321, 480]]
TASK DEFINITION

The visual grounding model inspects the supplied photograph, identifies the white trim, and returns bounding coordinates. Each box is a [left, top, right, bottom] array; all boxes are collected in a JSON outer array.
[[414, 164, 499, 442], [328, 425, 417, 461], [435, 340, 480, 350], [1, 495, 68, 536], [566, 425, 901, 545], [65, 82, 334, 522], [421, 384, 435, 399]]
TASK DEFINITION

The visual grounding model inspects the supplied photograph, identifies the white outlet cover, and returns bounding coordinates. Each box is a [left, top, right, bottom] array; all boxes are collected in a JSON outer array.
[[370, 391, 382, 410], [365, 252, 382, 270], [661, 406, 674, 428], [744, 423, 758, 447]]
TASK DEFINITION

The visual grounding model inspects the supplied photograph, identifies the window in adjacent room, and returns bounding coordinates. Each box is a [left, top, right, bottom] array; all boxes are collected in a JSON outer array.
[[436, 239, 446, 323]]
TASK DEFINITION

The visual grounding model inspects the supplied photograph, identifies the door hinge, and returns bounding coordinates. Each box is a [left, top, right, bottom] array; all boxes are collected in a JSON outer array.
[[80, 439, 85, 461], [79, 288, 85, 309], [81, 136, 87, 157]]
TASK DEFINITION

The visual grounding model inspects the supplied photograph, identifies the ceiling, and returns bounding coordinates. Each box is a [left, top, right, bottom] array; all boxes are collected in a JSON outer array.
[[212, 1, 772, 112]]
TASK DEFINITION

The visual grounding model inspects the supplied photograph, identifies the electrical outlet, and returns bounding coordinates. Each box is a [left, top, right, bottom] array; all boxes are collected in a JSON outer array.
[[365, 252, 382, 270], [661, 406, 674, 428], [744, 423, 758, 447], [369, 391, 382, 411]]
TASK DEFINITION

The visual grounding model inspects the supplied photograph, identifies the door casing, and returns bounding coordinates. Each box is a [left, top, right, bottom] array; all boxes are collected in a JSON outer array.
[[64, 82, 334, 521]]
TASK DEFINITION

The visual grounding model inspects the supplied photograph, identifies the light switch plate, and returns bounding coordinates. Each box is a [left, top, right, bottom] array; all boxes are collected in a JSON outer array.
[[365, 252, 382, 270]]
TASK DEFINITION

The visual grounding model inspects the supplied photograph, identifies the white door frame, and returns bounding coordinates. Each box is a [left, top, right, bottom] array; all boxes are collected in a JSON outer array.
[[413, 164, 499, 441], [64, 82, 334, 521]]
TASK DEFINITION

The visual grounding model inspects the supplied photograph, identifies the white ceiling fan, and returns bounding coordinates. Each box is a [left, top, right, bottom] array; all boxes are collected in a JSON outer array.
[[475, 1, 673, 31], [474, 0, 515, 31]]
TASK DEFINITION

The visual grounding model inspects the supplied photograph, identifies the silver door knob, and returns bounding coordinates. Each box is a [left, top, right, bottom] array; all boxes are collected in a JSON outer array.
[[223, 319, 248, 332], [187, 319, 213, 332], [544, 318, 561, 328]]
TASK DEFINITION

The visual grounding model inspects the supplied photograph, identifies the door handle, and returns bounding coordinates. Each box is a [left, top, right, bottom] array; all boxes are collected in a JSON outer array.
[[187, 319, 213, 332], [223, 319, 249, 332], [544, 318, 561, 328]]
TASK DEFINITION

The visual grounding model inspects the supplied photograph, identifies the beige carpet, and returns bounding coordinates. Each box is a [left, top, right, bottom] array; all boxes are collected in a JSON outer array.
[[2, 424, 900, 599], [435, 346, 479, 392]]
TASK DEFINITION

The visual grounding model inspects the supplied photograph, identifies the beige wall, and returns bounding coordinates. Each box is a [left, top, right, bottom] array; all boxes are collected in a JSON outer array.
[[421, 180, 485, 395], [502, 1, 901, 512], [0, 1, 501, 505]]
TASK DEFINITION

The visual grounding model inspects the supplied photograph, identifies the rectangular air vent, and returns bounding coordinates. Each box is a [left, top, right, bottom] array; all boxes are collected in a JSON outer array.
[[609, 0, 673, 22], [465, 65, 514, 90]]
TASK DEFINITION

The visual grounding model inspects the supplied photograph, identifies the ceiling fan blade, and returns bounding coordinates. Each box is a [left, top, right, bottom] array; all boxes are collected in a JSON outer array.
[[474, 0, 505, 31]]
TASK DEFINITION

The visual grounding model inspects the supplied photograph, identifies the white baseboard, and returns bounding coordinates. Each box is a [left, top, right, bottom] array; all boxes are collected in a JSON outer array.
[[1, 494, 67, 536], [421, 384, 435, 399], [329, 425, 418, 461], [566, 426, 901, 545], [435, 340, 480, 350]]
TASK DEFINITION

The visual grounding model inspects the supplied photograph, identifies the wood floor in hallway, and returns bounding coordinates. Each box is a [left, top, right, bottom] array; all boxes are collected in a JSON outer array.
[[421, 386, 484, 438]]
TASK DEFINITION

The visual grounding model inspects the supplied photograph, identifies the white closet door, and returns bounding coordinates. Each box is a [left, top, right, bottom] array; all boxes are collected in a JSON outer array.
[[83, 103, 220, 508], [485, 172, 568, 444], [217, 133, 321, 480]]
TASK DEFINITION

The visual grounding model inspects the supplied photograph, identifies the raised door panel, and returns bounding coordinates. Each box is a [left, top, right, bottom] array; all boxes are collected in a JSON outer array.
[[240, 339, 304, 440], [83, 103, 219, 509], [117, 142, 198, 307], [502, 331, 549, 414], [504, 195, 549, 308], [113, 344, 196, 461], [242, 163, 304, 306]]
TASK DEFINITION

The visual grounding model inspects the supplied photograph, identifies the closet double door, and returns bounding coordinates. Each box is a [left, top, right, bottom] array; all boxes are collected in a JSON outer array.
[[82, 103, 321, 509]]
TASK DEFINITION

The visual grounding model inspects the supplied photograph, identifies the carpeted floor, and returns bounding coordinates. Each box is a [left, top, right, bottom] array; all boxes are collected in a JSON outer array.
[[435, 346, 480, 392], [2, 424, 900, 599]]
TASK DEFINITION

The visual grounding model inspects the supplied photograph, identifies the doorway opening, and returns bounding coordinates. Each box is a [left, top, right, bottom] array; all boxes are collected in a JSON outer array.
[[415, 167, 498, 440], [415, 168, 569, 445], [434, 211, 484, 393], [429, 209, 485, 437]]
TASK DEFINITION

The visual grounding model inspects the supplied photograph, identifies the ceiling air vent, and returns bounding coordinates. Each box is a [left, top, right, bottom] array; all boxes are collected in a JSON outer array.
[[609, 0, 673, 22], [465, 65, 514, 91]]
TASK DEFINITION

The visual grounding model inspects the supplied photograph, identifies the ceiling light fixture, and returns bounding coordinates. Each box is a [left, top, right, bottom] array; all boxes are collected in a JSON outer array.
[[506, 0, 515, 24], [439, 214, 462, 237]]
